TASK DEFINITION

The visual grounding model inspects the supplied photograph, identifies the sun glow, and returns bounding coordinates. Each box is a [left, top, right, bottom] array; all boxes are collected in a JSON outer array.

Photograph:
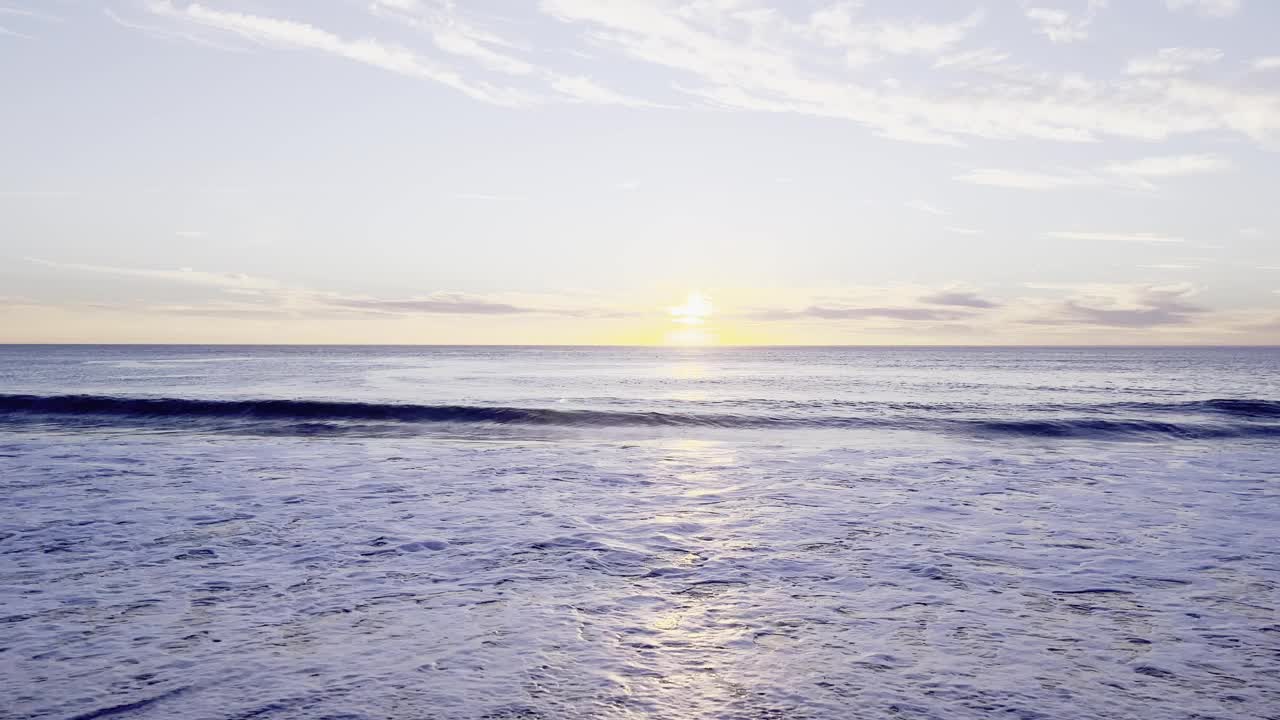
[[669, 292, 713, 325], [663, 292, 717, 346]]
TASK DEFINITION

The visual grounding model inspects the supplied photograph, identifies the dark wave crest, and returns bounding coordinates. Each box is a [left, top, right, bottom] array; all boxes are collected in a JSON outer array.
[[1, 393, 1278, 440], [1181, 398, 1280, 418], [0, 394, 749, 428]]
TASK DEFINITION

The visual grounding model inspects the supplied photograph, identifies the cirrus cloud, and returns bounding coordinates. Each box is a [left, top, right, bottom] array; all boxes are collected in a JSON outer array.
[[120, 1, 1280, 148]]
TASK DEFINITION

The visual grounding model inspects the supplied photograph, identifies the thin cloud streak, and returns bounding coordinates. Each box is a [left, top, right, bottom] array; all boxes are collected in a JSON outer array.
[[0, 7, 61, 21], [748, 306, 975, 322], [551, 75, 659, 107], [25, 257, 283, 290], [1104, 153, 1231, 178], [331, 296, 533, 316], [957, 153, 1230, 191], [105, 8, 251, 53], [920, 290, 1000, 309], [146, 1, 535, 106], [1047, 231, 1185, 244], [1165, 0, 1241, 19]]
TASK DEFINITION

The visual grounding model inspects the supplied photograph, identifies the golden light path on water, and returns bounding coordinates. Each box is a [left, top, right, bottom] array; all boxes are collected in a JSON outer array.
[[635, 436, 758, 712]]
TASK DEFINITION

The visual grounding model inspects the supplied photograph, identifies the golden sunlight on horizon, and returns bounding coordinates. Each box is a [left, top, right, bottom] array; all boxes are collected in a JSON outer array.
[[669, 292, 714, 325], [665, 292, 717, 346]]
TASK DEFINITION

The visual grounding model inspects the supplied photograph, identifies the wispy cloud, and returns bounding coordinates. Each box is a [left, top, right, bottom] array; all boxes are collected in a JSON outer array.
[[140, 1, 655, 109], [1047, 231, 1184, 244], [330, 294, 533, 316], [0, 7, 61, 21], [324, 293, 634, 319], [25, 257, 631, 319], [147, 303, 295, 320], [106, 8, 251, 53], [749, 305, 974, 322], [946, 227, 984, 236], [1103, 153, 1231, 178], [146, 1, 533, 106], [367, 0, 657, 106], [1255, 57, 1280, 71], [0, 4, 60, 37], [25, 257, 282, 290], [371, 0, 422, 11], [544, 0, 1280, 146], [958, 153, 1230, 191], [1025, 1, 1108, 44], [805, 4, 984, 60], [920, 290, 1000, 308], [1036, 284, 1205, 327], [111, 2, 1280, 148], [368, 0, 535, 76], [1126, 47, 1223, 76], [1165, 0, 1241, 18], [550, 75, 657, 107], [740, 284, 1005, 324]]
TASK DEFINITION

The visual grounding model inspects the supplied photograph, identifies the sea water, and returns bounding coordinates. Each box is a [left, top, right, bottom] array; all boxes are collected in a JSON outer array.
[[1, 345, 1278, 719]]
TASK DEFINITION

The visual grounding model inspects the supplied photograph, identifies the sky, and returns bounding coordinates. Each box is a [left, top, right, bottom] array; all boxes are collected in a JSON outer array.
[[2, 0, 1280, 345]]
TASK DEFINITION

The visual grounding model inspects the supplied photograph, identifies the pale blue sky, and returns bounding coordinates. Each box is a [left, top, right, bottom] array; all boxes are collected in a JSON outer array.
[[2, 0, 1279, 344]]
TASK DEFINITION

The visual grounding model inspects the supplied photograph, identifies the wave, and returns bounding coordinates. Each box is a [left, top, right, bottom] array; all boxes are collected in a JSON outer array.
[[0, 393, 1277, 440], [0, 394, 746, 428], [1154, 398, 1280, 418]]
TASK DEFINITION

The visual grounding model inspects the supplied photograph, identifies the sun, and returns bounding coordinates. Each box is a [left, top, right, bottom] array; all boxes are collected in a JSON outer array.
[[669, 292, 713, 325]]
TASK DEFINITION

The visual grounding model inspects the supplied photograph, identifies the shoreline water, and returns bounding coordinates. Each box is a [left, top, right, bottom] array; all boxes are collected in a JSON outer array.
[[2, 346, 1277, 718]]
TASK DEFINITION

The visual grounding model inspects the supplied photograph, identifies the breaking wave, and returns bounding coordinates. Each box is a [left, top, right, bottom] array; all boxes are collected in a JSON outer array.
[[2, 393, 1279, 440]]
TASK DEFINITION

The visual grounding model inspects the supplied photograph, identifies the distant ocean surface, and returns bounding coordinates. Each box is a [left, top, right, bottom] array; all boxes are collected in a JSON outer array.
[[2, 345, 1278, 719]]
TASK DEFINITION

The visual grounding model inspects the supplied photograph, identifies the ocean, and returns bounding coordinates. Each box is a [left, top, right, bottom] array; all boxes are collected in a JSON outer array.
[[1, 345, 1278, 719]]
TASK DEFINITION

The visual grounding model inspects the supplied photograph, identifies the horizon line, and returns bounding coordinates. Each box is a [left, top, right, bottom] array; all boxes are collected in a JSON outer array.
[[2, 343, 1279, 349]]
